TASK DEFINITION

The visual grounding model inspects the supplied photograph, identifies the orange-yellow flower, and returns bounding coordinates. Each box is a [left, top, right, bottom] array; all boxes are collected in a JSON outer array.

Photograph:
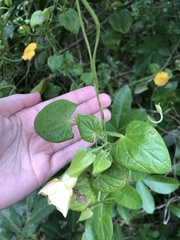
[[154, 72, 169, 86], [22, 43, 37, 60]]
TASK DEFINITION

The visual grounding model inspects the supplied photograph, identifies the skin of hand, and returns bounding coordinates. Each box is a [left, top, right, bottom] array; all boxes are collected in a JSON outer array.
[[0, 86, 111, 209]]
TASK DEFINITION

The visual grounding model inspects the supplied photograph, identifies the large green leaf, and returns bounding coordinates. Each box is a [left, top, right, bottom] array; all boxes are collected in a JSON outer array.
[[136, 180, 155, 214], [112, 185, 142, 209], [69, 175, 96, 212], [0, 230, 16, 240], [109, 10, 133, 33], [84, 203, 113, 240], [111, 121, 171, 174], [59, 8, 80, 35], [143, 175, 180, 194], [22, 198, 55, 238], [34, 100, 76, 143], [92, 164, 128, 192], [118, 108, 147, 134], [0, 208, 21, 234], [76, 114, 103, 143]]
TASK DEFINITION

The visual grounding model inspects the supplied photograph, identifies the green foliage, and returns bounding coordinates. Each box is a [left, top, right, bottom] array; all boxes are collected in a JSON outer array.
[[59, 8, 80, 35], [0, 193, 55, 239], [34, 99, 76, 143], [1, 0, 180, 239], [111, 120, 171, 174], [76, 114, 103, 142]]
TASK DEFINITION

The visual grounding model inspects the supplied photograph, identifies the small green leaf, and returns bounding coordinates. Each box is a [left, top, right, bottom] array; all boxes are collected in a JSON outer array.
[[59, 8, 80, 35], [116, 205, 137, 221], [30, 10, 45, 28], [133, 55, 152, 74], [76, 114, 103, 143], [112, 185, 142, 209], [3, 25, 15, 39], [30, 80, 48, 94], [48, 54, 64, 72], [78, 208, 93, 222], [134, 84, 149, 94], [68, 147, 96, 177], [34, 100, 76, 143], [4, 0, 12, 6], [143, 175, 180, 194], [69, 175, 96, 212], [44, 83, 62, 99], [101, 28, 121, 50], [92, 164, 128, 192], [109, 10, 133, 33], [136, 181, 155, 214], [111, 121, 171, 174], [92, 150, 112, 176], [42, 6, 53, 19], [111, 85, 132, 130], [80, 72, 93, 85], [169, 203, 180, 218], [148, 63, 160, 74]]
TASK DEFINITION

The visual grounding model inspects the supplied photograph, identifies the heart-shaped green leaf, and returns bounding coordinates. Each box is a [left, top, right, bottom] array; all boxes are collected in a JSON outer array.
[[76, 114, 103, 143], [109, 10, 133, 33], [59, 8, 80, 35], [111, 121, 171, 174], [34, 100, 76, 143], [92, 164, 128, 192], [48, 54, 64, 72]]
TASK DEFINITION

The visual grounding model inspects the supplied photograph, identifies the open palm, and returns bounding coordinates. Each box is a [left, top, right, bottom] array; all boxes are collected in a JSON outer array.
[[0, 86, 111, 209]]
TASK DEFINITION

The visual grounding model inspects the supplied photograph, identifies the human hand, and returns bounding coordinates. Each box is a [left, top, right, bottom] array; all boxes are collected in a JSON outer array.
[[0, 86, 111, 209]]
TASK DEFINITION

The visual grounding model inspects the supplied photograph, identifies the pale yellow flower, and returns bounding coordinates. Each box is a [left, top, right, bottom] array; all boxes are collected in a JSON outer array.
[[22, 43, 37, 60], [39, 175, 77, 217], [154, 72, 169, 86]]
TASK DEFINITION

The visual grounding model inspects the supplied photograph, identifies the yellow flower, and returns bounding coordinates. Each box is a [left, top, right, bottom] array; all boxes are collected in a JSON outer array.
[[39, 175, 77, 217], [154, 72, 169, 86], [22, 43, 37, 60]]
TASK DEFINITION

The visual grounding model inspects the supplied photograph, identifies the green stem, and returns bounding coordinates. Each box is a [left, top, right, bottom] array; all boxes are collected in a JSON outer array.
[[16, 61, 31, 88], [160, 38, 180, 71], [75, 0, 92, 61], [76, 0, 107, 142], [106, 131, 124, 138]]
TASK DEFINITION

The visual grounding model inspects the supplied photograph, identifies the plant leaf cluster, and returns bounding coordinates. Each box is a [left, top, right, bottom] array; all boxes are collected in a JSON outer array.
[[0, 0, 180, 239]]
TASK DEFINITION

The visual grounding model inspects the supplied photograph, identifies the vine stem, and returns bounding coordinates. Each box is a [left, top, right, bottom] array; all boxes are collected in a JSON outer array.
[[76, 0, 107, 142]]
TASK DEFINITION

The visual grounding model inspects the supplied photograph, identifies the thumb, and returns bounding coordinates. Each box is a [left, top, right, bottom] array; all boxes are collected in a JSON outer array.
[[0, 92, 41, 117]]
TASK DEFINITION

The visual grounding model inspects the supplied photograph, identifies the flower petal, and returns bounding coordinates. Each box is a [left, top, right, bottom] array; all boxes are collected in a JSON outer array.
[[154, 72, 169, 86]]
